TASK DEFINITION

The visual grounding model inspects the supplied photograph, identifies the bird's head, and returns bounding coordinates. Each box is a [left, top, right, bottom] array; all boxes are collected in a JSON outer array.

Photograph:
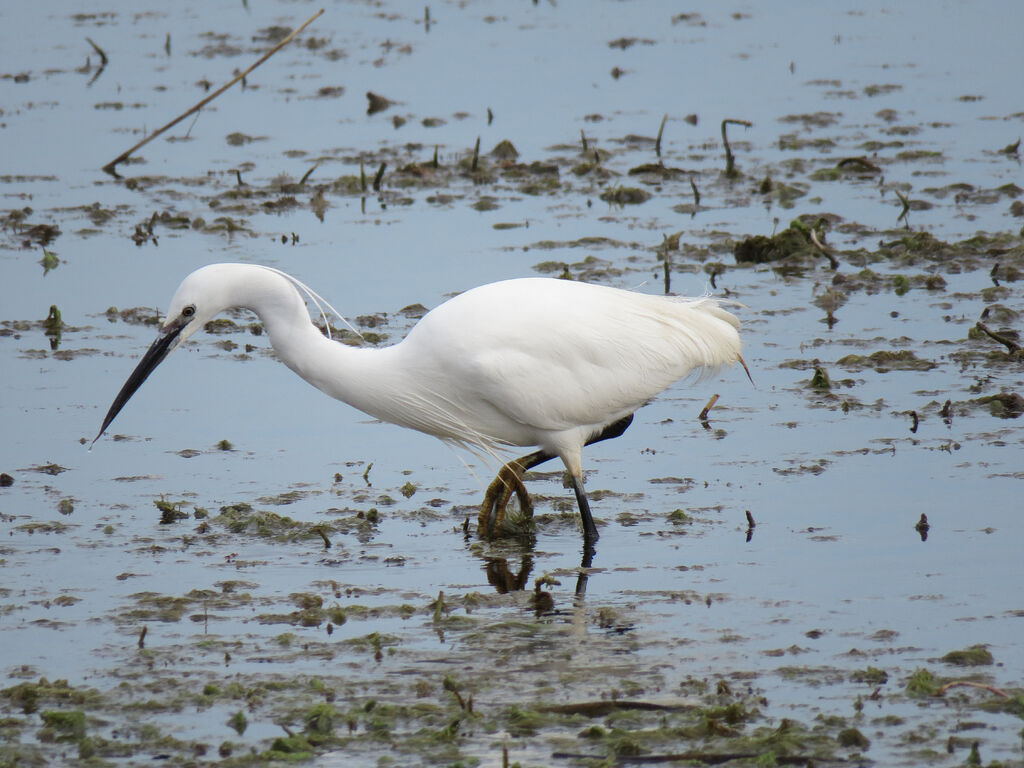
[[92, 265, 232, 446]]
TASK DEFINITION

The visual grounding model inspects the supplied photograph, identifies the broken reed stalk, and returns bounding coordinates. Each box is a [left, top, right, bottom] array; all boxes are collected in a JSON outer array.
[[372, 162, 387, 192], [85, 37, 109, 86], [654, 113, 667, 157], [934, 681, 1010, 699], [101, 8, 325, 176], [85, 37, 108, 67], [836, 156, 881, 173], [809, 228, 840, 269], [895, 189, 911, 223], [975, 322, 1021, 355], [299, 163, 319, 186], [721, 118, 752, 178], [661, 238, 673, 294], [698, 393, 719, 422]]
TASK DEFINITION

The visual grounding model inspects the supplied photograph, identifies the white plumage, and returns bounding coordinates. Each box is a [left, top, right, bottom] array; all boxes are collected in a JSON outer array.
[[96, 263, 746, 545]]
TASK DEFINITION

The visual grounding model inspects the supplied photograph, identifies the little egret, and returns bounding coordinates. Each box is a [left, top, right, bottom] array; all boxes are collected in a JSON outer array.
[[95, 264, 747, 545]]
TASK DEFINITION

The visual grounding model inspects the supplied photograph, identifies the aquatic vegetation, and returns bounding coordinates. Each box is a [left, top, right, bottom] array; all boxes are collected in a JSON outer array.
[[3, 4, 1024, 767]]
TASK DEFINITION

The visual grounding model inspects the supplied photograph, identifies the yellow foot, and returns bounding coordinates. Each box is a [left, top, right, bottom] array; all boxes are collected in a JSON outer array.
[[477, 460, 533, 537]]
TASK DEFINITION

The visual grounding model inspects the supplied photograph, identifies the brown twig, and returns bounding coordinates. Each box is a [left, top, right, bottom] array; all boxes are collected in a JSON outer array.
[[934, 681, 1010, 698], [101, 8, 325, 176], [698, 393, 719, 422], [721, 118, 752, 178], [654, 113, 667, 158], [86, 37, 109, 67], [976, 321, 1021, 355], [85, 37, 108, 67], [299, 163, 319, 186], [895, 189, 911, 224], [836, 156, 881, 173], [809, 227, 840, 269], [85, 37, 108, 86]]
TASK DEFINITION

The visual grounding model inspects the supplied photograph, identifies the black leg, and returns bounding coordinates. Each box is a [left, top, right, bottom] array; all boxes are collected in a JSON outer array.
[[571, 474, 599, 542], [575, 544, 594, 596], [572, 474, 598, 597], [478, 412, 635, 539]]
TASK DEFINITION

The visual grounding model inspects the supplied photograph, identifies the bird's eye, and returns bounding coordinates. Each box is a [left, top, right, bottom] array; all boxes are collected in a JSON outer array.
[[182, 305, 196, 319]]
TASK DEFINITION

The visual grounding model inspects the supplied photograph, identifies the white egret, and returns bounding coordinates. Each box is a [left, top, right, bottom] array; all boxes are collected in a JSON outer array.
[[95, 264, 748, 545]]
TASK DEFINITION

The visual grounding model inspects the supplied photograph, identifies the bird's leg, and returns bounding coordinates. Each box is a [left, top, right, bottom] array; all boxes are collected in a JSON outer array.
[[566, 413, 632, 545], [570, 473, 599, 542], [478, 462, 521, 536], [484, 555, 533, 593], [575, 537, 596, 596], [478, 414, 635, 539], [478, 449, 552, 537], [493, 460, 533, 529]]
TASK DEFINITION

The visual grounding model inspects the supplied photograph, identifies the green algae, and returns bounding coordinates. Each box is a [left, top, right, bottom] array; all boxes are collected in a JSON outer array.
[[850, 666, 888, 685], [808, 366, 832, 390], [733, 226, 813, 263], [599, 186, 651, 205], [38, 709, 86, 741], [1, 679, 100, 715], [4, 21, 1024, 768], [941, 645, 995, 667], [906, 668, 939, 698], [213, 502, 342, 543], [835, 350, 937, 372]]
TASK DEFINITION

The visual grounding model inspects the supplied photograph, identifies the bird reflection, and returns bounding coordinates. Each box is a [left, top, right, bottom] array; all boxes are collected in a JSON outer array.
[[484, 554, 533, 593], [479, 537, 595, 603]]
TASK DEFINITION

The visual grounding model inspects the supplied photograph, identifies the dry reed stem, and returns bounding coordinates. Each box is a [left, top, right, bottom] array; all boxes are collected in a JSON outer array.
[[102, 8, 325, 176]]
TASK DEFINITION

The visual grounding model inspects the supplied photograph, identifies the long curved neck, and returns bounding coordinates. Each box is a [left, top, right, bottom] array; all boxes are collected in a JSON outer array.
[[235, 267, 410, 424]]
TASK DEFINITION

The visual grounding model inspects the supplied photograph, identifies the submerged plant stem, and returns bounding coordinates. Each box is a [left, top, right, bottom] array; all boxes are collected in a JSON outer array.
[[101, 8, 325, 175]]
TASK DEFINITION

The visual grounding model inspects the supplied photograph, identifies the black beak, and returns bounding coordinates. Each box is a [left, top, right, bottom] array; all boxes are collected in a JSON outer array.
[[92, 320, 187, 445]]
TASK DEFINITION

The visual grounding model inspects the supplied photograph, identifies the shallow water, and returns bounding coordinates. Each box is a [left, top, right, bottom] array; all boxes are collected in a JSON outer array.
[[2, 1, 1023, 765]]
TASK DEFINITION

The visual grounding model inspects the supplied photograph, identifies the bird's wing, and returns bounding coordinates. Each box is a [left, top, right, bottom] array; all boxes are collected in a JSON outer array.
[[412, 279, 741, 436]]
